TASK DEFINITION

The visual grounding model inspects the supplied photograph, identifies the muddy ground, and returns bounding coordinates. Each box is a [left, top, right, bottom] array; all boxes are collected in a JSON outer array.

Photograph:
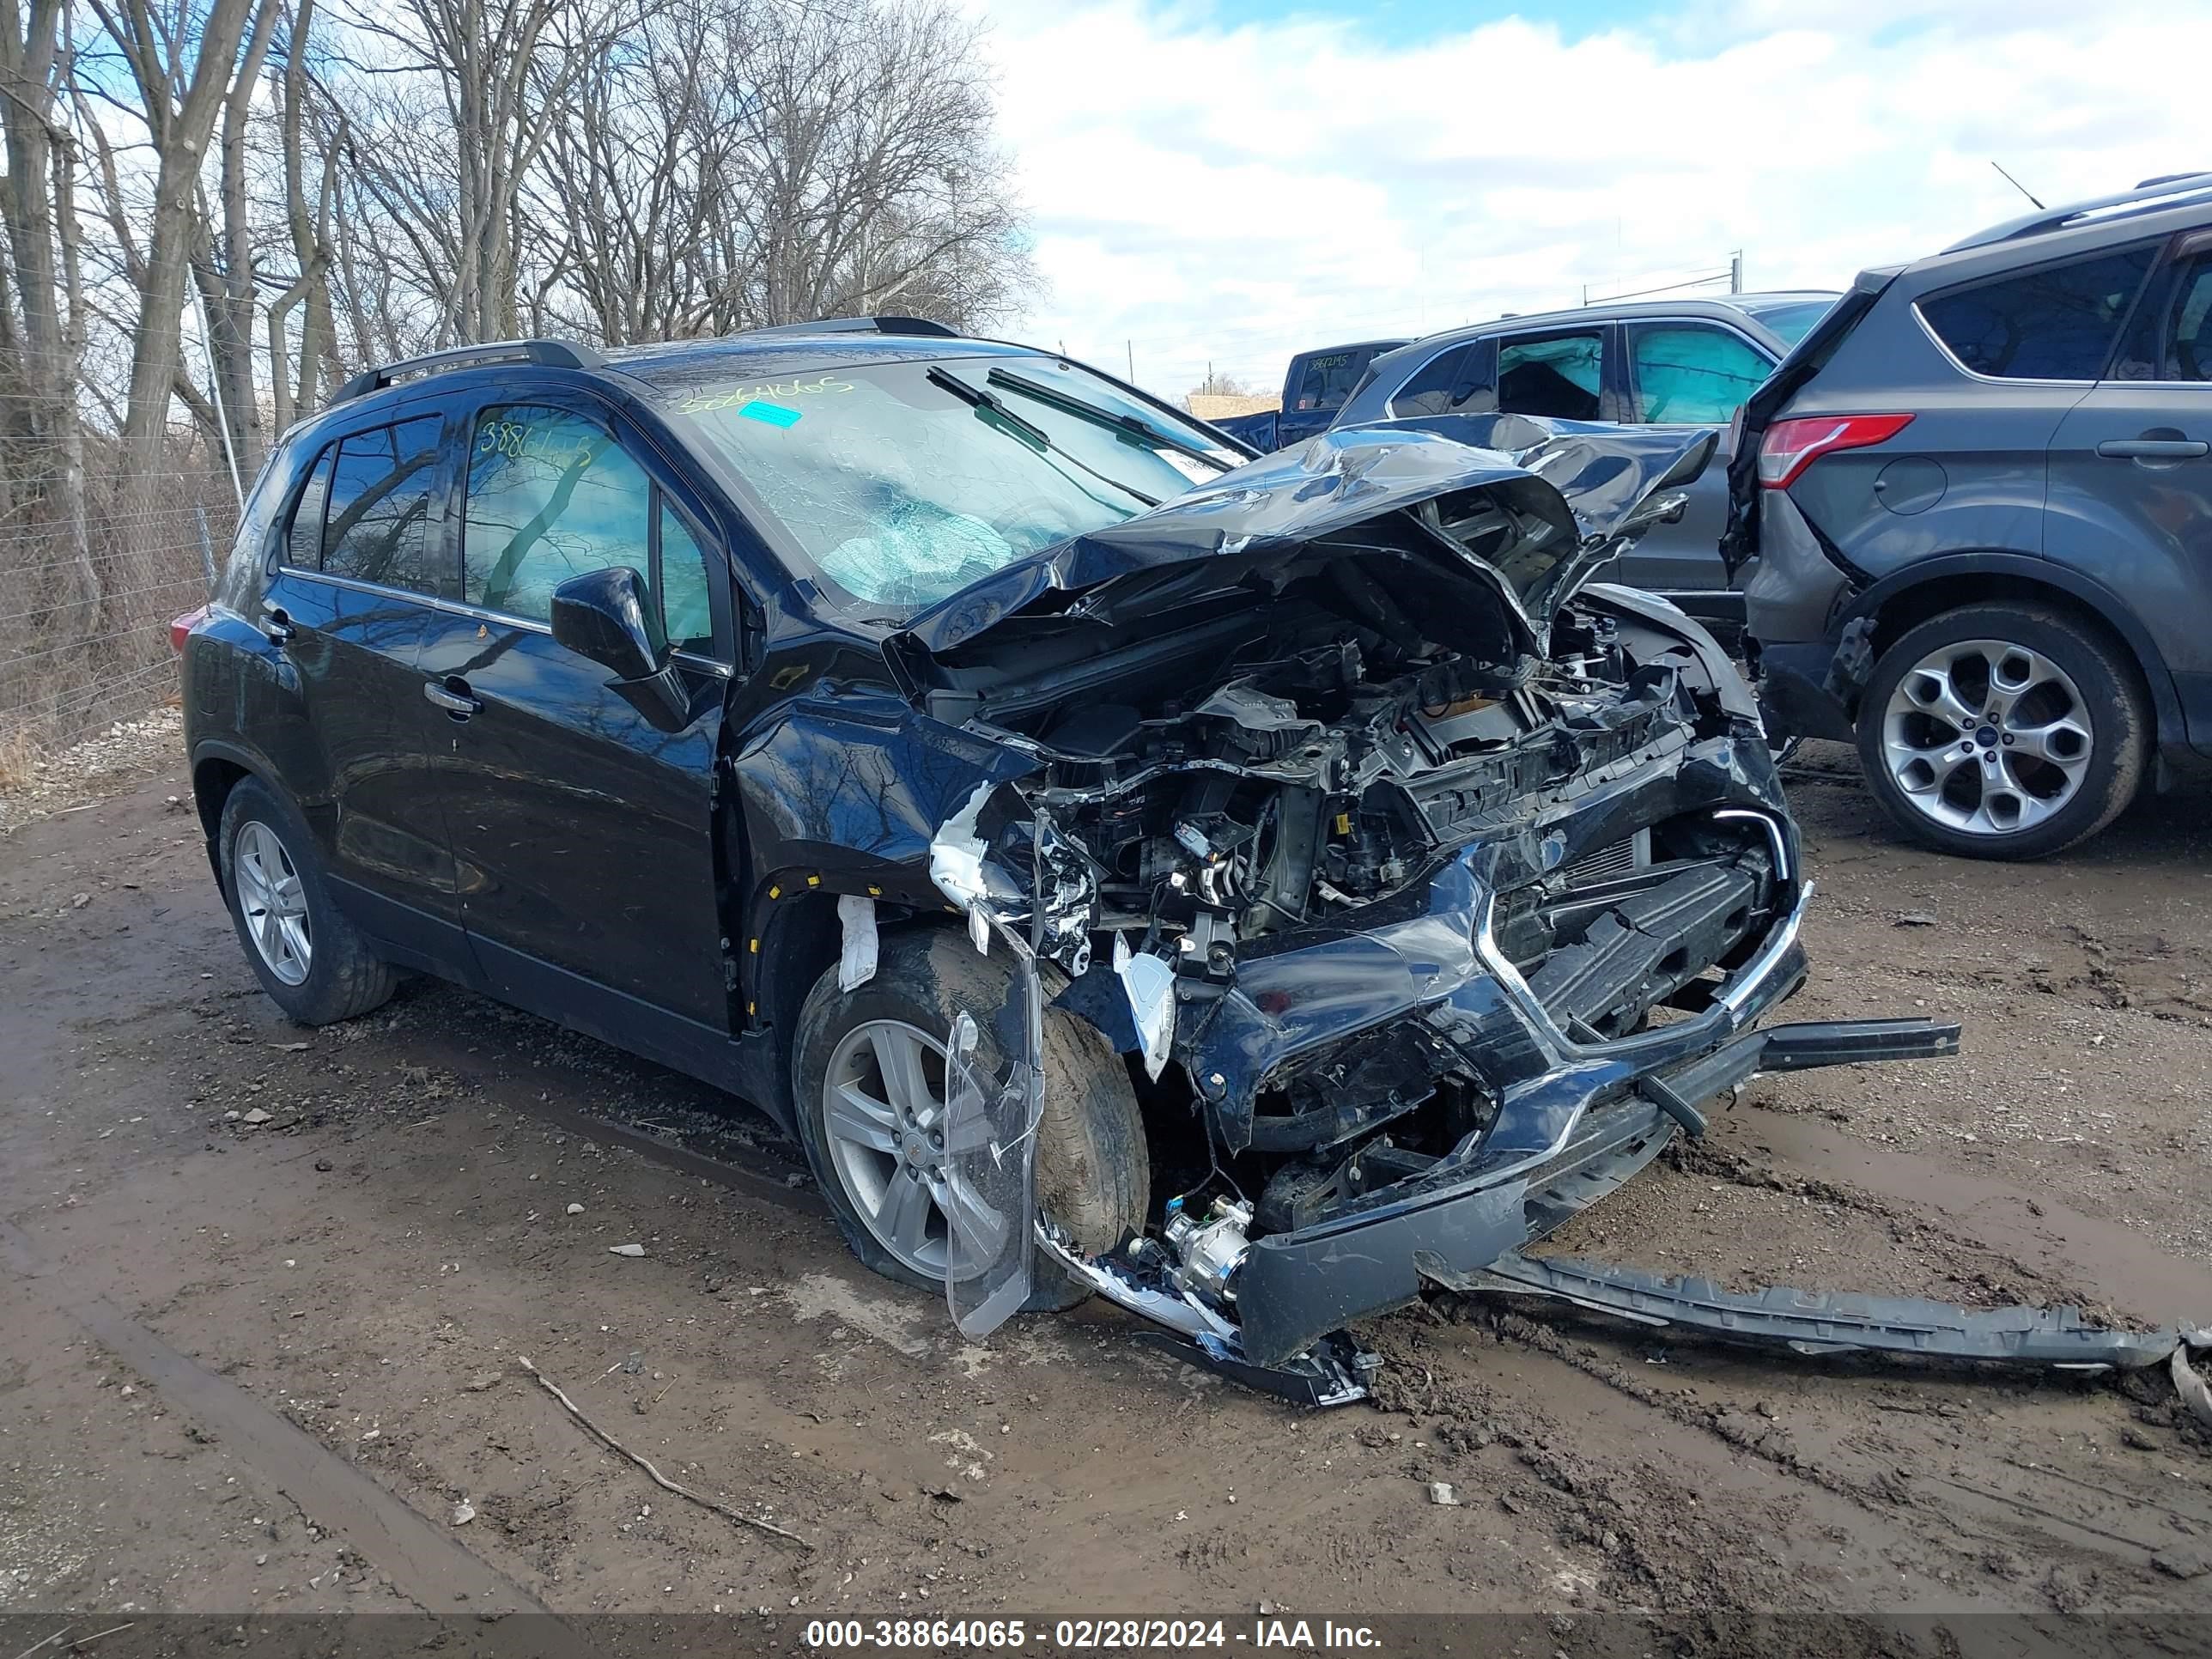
[[1, 732, 2209, 1644]]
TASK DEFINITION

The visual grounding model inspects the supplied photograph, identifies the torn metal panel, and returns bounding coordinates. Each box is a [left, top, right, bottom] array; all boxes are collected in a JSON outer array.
[[836, 894, 878, 992], [941, 919, 1046, 1341], [1111, 933, 1175, 1082], [1431, 1252, 2190, 1373]]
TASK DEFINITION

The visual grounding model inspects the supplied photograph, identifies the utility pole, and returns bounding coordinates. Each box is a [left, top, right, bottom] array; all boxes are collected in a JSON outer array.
[[1127, 340, 1134, 382], [1729, 250, 1743, 295]]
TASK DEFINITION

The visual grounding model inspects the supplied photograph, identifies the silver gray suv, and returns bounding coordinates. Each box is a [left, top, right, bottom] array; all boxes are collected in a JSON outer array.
[[1332, 291, 1837, 635], [1731, 173, 2212, 860]]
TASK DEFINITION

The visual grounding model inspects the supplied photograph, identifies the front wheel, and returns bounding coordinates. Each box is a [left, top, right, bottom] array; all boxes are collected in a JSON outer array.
[[791, 926, 1149, 1310], [1856, 602, 2146, 860]]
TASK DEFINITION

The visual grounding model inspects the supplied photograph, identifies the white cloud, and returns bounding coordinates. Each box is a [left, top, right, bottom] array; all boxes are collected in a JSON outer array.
[[980, 0, 2209, 398]]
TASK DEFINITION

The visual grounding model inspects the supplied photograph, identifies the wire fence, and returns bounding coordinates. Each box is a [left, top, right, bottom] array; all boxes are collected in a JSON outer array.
[[0, 449, 240, 781]]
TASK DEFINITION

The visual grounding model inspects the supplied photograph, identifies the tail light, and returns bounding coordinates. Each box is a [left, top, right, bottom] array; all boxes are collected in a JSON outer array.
[[1757, 413, 1914, 489], [170, 605, 208, 653]]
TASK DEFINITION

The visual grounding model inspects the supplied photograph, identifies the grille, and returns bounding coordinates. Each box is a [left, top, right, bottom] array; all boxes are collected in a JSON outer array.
[[1562, 828, 1650, 886]]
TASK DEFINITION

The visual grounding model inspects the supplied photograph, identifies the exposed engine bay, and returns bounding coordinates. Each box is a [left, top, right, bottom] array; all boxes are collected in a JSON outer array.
[[902, 416, 1967, 1398]]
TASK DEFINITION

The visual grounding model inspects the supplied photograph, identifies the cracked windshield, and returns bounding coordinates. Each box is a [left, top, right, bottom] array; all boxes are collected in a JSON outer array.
[[664, 355, 1237, 610]]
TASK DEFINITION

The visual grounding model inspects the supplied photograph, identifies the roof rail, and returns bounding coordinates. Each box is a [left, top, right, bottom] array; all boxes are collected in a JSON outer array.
[[331, 339, 609, 405], [738, 315, 959, 339], [1946, 171, 2212, 252]]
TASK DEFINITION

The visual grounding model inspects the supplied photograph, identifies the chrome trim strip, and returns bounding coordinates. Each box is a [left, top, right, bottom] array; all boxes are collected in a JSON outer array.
[[1475, 879, 1812, 1063], [273, 564, 733, 678], [1712, 805, 1791, 880], [1473, 805, 1809, 1063], [1717, 880, 1813, 1015]]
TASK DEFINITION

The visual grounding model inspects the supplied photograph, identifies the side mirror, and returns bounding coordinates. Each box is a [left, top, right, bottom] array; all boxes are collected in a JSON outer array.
[[551, 566, 667, 681], [550, 566, 694, 733]]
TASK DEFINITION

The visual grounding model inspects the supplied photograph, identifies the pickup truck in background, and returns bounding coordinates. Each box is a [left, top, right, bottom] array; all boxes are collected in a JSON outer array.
[[1211, 337, 1408, 452]]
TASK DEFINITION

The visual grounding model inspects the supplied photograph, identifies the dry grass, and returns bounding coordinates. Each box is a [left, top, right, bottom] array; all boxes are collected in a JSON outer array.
[[0, 726, 34, 791], [0, 448, 232, 762]]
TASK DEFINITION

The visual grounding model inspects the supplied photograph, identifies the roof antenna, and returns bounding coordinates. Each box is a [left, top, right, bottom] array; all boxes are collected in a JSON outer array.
[[1991, 161, 2045, 210]]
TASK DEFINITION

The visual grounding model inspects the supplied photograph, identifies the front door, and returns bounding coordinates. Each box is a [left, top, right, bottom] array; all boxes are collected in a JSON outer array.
[[1617, 321, 1777, 604], [2047, 233, 2212, 750], [412, 397, 733, 1025]]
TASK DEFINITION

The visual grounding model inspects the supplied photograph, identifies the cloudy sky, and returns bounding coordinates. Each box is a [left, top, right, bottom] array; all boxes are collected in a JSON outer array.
[[978, 0, 2207, 398]]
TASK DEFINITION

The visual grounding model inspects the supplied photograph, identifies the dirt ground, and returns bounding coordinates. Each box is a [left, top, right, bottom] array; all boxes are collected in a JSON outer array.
[[2, 729, 2209, 1641]]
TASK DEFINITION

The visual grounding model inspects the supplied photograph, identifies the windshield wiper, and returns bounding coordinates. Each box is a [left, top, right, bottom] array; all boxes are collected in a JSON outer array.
[[985, 368, 1234, 471], [927, 367, 1161, 508]]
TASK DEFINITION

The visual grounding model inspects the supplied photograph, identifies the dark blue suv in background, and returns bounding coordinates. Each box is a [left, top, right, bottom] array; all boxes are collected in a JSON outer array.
[[1733, 173, 2212, 860]]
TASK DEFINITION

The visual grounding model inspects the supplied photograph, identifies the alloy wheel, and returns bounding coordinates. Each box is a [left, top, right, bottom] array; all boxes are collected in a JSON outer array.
[[821, 1018, 965, 1278], [1880, 639, 2092, 838], [234, 819, 313, 985]]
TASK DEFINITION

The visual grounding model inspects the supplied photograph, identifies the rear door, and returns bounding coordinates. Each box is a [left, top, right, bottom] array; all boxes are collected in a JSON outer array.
[[2047, 229, 2212, 750], [1618, 319, 1777, 601], [258, 411, 461, 949], [412, 390, 735, 1026]]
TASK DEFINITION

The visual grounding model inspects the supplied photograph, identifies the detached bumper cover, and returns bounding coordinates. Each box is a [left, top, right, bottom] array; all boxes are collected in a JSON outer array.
[[1439, 1253, 2185, 1372], [1233, 1014, 1960, 1369]]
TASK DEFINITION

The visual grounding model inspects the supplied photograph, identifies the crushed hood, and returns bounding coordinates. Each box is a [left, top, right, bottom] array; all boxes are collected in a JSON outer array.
[[894, 414, 1717, 660]]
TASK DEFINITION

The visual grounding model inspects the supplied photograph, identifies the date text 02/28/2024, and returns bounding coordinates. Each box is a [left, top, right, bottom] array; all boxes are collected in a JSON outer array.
[[798, 1619, 1384, 1650]]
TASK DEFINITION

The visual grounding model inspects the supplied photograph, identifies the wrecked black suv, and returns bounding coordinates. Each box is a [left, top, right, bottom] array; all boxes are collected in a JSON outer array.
[[181, 319, 1958, 1399]]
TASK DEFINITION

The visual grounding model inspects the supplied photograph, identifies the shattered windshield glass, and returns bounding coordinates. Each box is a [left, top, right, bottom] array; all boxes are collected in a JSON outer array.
[[663, 356, 1238, 611]]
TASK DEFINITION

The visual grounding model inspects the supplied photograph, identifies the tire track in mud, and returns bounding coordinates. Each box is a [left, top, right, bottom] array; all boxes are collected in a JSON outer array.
[[1386, 1280, 2212, 1613], [0, 1216, 559, 1620]]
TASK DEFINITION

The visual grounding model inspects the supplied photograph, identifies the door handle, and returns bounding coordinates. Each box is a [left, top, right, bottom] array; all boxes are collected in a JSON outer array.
[[2097, 438, 2208, 459], [260, 603, 294, 645], [423, 678, 481, 719]]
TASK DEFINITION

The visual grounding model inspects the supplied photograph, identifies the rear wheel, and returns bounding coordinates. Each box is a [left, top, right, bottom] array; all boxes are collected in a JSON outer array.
[[792, 926, 1148, 1309], [218, 776, 397, 1023], [1856, 602, 2146, 860]]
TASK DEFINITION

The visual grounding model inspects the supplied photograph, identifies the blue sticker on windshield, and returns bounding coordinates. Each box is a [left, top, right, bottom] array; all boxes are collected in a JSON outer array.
[[738, 400, 801, 428]]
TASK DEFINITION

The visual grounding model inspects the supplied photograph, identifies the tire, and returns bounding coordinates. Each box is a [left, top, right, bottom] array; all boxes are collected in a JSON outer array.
[[218, 776, 397, 1024], [792, 925, 1149, 1310], [1856, 601, 2147, 860]]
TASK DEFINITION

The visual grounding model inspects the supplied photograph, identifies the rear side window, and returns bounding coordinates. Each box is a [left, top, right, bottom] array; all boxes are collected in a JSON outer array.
[[285, 447, 333, 569], [320, 418, 443, 592], [1498, 331, 1603, 420], [1391, 342, 1492, 416], [1919, 246, 2157, 380], [2160, 255, 2212, 380], [1628, 325, 1772, 423]]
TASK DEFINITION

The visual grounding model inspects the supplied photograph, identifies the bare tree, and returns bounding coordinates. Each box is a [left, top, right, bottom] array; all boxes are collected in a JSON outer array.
[[338, 0, 625, 346], [0, 0, 1041, 762], [264, 0, 340, 429], [0, 0, 93, 622], [523, 0, 1034, 343], [88, 0, 276, 487]]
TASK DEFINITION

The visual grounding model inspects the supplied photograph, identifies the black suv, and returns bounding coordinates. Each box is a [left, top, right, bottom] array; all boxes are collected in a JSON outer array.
[[1734, 173, 2212, 859], [182, 321, 1949, 1395]]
